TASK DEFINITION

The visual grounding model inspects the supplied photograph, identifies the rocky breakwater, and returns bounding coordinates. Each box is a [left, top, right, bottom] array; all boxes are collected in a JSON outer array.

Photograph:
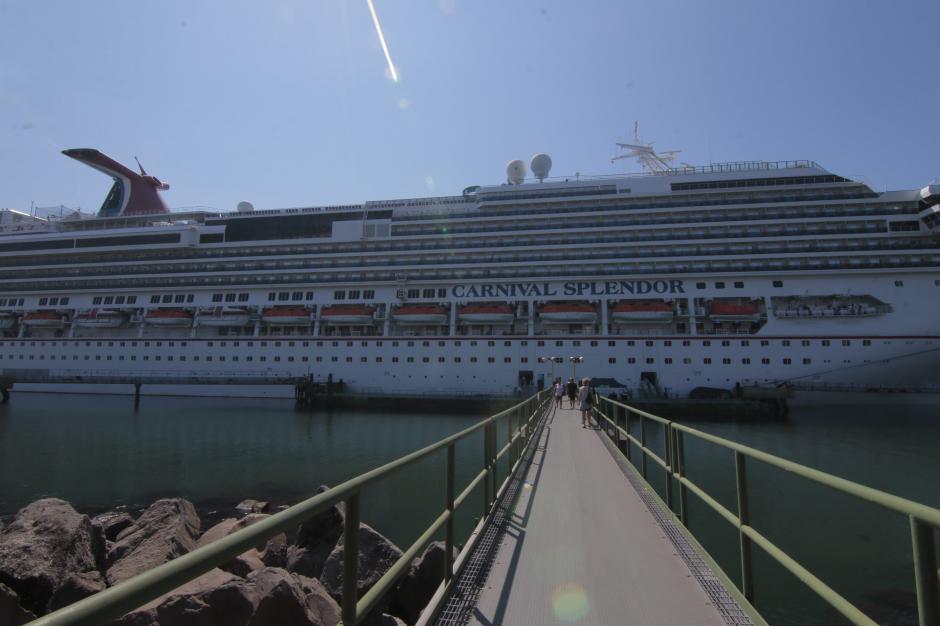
[[0, 492, 456, 625]]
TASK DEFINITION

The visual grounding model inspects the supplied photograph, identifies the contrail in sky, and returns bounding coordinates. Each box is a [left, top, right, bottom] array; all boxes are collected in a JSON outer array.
[[366, 0, 398, 82]]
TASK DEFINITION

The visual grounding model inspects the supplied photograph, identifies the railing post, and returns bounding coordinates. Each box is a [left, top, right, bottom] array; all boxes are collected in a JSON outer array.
[[483, 422, 491, 518], [342, 492, 361, 626], [445, 444, 455, 583], [625, 408, 632, 463], [911, 516, 940, 626], [640, 415, 648, 480], [676, 428, 688, 527], [664, 423, 673, 510], [617, 405, 627, 456], [735, 451, 754, 602]]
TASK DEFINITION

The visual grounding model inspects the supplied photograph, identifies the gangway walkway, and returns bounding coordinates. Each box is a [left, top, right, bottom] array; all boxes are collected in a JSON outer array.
[[441, 405, 745, 626]]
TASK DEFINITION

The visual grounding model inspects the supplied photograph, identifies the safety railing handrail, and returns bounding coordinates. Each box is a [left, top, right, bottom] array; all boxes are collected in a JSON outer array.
[[594, 396, 940, 626], [29, 390, 552, 626]]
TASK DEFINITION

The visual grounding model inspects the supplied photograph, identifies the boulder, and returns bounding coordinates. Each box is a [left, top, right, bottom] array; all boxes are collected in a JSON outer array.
[[49, 570, 107, 611], [107, 498, 201, 586], [260, 537, 288, 569], [320, 523, 403, 604], [93, 511, 136, 542], [197, 514, 275, 578], [287, 486, 345, 579], [247, 567, 339, 626], [236, 500, 269, 515], [0, 582, 36, 626], [389, 541, 456, 624], [115, 568, 257, 626], [0, 498, 106, 615]]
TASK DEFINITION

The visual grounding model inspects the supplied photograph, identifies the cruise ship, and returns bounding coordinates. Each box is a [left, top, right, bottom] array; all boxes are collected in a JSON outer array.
[[1, 138, 938, 399]]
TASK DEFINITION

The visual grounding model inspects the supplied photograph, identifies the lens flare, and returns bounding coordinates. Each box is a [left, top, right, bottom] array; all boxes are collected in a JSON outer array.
[[551, 582, 589, 622], [366, 0, 399, 82]]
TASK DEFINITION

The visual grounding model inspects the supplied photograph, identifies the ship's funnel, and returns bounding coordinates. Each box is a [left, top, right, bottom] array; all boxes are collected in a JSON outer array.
[[62, 148, 170, 217]]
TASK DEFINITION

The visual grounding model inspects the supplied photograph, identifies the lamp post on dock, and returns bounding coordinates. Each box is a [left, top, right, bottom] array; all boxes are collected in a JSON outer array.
[[538, 356, 563, 383], [570, 356, 584, 380]]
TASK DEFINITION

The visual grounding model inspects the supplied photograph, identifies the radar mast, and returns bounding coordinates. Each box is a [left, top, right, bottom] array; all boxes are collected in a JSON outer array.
[[611, 122, 681, 173]]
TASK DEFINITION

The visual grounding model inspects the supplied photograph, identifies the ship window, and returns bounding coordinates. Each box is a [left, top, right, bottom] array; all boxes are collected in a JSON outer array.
[[212, 294, 223, 302], [278, 292, 290, 301], [762, 358, 770, 364], [721, 358, 730, 364], [803, 358, 811, 364], [683, 357, 691, 364], [437, 288, 447, 298], [740, 340, 749, 346], [304, 291, 314, 300], [363, 290, 375, 299], [742, 358, 750, 364], [721, 340, 730, 347], [127, 296, 137, 304], [573, 341, 581, 347], [608, 341, 616, 347], [734, 282, 744, 288], [842, 339, 851, 346], [50, 297, 59, 305], [470, 357, 477, 363], [349, 290, 360, 299], [268, 292, 276, 301], [408, 289, 419, 298], [504, 357, 512, 363], [422, 289, 435, 298], [627, 341, 635, 346], [704, 358, 712, 364], [521, 357, 528, 363], [537, 341, 545, 346], [556, 341, 563, 347], [682, 340, 690, 346], [174, 295, 185, 303], [407, 356, 415, 363], [292, 291, 303, 301], [761, 340, 769, 346], [628, 358, 637, 364], [863, 340, 871, 346], [391, 356, 399, 362], [334, 290, 345, 300], [703, 341, 711, 346], [715, 282, 725, 289], [39, 297, 48, 305], [161, 295, 172, 303], [894, 281, 904, 287], [375, 356, 382, 362], [488, 357, 495, 363], [773, 281, 783, 288], [115, 296, 125, 304], [696, 282, 706, 289], [783, 358, 792, 364], [645, 340, 653, 347], [186, 294, 194, 303], [93, 297, 103, 305], [782, 340, 791, 346], [608, 357, 616, 364]]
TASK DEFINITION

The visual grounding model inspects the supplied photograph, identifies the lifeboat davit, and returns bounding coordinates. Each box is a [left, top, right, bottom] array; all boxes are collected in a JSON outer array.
[[320, 305, 375, 325], [709, 301, 761, 322], [539, 303, 596, 323], [458, 304, 515, 324], [0, 312, 17, 329], [610, 301, 674, 323], [392, 305, 448, 325], [261, 307, 311, 325], [22, 311, 65, 328], [198, 307, 252, 327], [74, 309, 128, 328], [145, 309, 193, 326]]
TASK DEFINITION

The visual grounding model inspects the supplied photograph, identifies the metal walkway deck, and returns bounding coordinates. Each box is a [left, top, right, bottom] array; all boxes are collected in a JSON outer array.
[[452, 406, 741, 626]]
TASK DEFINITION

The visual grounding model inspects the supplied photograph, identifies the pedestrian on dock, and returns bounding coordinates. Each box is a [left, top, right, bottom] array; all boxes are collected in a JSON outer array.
[[566, 378, 578, 409], [554, 378, 565, 408], [578, 377, 593, 428]]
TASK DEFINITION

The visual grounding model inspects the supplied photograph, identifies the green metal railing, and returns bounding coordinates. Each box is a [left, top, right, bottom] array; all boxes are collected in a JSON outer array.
[[594, 396, 940, 626], [29, 390, 552, 626]]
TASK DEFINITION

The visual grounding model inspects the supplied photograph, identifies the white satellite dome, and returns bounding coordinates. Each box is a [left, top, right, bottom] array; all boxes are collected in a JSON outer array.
[[236, 201, 255, 213], [506, 159, 527, 185], [530, 153, 552, 182]]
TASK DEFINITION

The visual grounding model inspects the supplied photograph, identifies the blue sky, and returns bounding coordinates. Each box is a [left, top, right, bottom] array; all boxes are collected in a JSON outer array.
[[1, 1, 938, 213]]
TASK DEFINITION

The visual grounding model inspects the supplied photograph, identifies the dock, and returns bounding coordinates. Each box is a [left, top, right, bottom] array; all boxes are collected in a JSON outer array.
[[434, 406, 748, 625]]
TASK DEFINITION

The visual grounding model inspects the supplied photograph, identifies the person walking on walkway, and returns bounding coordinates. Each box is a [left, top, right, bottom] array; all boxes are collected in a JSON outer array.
[[553, 378, 565, 408], [566, 378, 578, 409], [578, 377, 593, 428]]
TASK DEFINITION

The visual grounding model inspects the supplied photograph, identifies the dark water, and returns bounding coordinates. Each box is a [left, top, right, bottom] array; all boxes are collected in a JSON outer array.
[[1, 392, 938, 625]]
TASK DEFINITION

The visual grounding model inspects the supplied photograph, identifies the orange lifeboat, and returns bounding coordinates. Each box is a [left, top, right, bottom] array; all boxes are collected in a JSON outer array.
[[539, 303, 596, 323], [145, 309, 193, 326], [74, 309, 128, 329], [392, 305, 448, 325], [261, 307, 311, 325], [320, 305, 375, 325], [709, 301, 761, 322], [457, 304, 514, 324], [610, 301, 674, 323], [22, 311, 65, 328], [198, 307, 252, 327]]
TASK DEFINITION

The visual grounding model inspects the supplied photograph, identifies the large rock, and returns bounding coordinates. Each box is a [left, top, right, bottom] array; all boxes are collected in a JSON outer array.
[[247, 567, 339, 626], [116, 568, 257, 626], [261, 538, 288, 569], [93, 511, 136, 542], [49, 571, 107, 611], [0, 498, 106, 615], [197, 514, 276, 578], [287, 486, 345, 579], [236, 500, 270, 515], [389, 541, 456, 624], [0, 582, 36, 626], [320, 523, 403, 604], [107, 498, 201, 586]]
